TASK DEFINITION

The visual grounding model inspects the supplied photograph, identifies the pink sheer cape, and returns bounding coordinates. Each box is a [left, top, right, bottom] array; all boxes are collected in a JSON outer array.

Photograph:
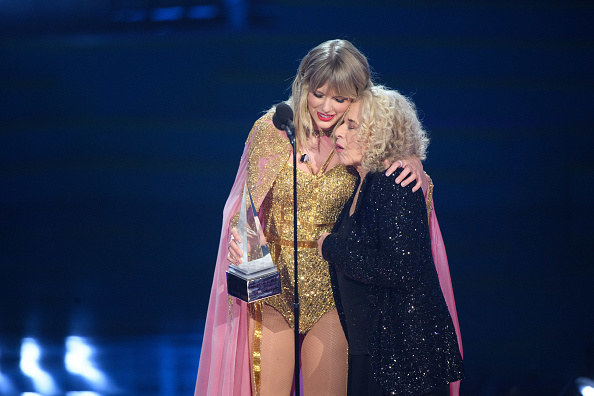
[[429, 204, 463, 396], [193, 138, 252, 396], [195, 116, 291, 396], [194, 116, 463, 395]]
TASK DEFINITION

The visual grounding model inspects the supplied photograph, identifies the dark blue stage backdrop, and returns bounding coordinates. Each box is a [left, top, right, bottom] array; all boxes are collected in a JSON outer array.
[[1, 2, 593, 395]]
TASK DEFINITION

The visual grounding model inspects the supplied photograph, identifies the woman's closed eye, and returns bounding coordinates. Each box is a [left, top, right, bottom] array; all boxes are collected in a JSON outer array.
[[312, 91, 347, 103]]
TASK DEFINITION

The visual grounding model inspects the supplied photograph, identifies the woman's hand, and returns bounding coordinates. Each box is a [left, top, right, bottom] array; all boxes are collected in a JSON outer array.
[[227, 228, 243, 265], [317, 232, 330, 258], [384, 156, 427, 193]]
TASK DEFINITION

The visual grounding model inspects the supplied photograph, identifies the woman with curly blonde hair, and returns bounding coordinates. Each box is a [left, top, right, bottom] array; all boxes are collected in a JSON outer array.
[[318, 85, 464, 395], [354, 86, 429, 172]]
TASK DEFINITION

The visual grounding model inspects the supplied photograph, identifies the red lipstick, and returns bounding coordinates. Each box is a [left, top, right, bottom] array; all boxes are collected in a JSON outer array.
[[317, 112, 335, 122]]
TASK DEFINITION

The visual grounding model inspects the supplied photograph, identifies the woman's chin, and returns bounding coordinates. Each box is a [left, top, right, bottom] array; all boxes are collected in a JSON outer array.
[[314, 121, 335, 132]]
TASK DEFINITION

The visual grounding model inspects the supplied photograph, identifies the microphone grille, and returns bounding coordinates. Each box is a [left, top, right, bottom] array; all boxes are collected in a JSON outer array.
[[273, 103, 294, 130]]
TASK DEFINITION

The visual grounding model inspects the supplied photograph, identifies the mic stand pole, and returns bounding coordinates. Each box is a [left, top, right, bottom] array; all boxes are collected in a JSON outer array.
[[287, 130, 300, 396]]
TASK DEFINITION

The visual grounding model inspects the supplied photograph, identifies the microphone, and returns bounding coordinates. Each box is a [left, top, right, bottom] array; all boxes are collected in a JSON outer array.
[[273, 103, 296, 144]]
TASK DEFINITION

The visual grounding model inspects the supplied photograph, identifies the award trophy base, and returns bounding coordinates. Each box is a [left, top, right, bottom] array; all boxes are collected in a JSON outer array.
[[228, 182, 281, 303], [227, 264, 281, 303]]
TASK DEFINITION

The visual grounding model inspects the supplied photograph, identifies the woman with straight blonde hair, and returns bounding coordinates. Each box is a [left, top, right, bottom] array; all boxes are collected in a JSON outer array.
[[195, 40, 431, 396]]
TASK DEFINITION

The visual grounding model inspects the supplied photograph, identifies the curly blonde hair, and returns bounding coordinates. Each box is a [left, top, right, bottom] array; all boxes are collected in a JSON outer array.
[[287, 39, 371, 147], [356, 85, 429, 172]]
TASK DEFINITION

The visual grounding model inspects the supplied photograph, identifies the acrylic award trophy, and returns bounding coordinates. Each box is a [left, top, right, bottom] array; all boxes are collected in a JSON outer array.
[[226, 183, 281, 303]]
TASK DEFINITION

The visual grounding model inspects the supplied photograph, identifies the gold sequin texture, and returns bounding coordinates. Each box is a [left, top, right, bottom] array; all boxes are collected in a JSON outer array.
[[424, 172, 434, 218], [244, 113, 357, 333], [261, 161, 356, 333], [246, 114, 292, 214]]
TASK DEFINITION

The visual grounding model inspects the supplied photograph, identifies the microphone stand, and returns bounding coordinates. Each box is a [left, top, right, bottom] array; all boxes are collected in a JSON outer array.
[[285, 126, 300, 396]]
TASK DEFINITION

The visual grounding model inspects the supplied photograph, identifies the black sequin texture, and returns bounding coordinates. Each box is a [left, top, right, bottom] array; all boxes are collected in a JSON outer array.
[[323, 170, 464, 395]]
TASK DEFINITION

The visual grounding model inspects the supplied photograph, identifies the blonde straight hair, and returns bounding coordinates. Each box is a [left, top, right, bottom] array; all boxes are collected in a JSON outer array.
[[287, 39, 371, 148]]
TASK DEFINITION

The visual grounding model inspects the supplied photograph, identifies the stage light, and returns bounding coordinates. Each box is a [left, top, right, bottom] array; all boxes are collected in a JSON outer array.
[[582, 387, 594, 396], [187, 5, 219, 20], [65, 392, 102, 396], [0, 373, 16, 395], [65, 336, 110, 392], [151, 6, 184, 22], [1, 347, 17, 395], [0, 370, 16, 395], [577, 377, 594, 396], [19, 338, 59, 395]]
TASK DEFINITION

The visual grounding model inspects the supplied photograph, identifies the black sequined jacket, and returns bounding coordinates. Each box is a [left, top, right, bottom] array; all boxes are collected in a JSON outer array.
[[322, 170, 464, 395]]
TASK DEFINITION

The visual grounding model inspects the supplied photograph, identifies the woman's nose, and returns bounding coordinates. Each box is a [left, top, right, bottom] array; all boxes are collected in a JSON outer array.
[[321, 98, 332, 112]]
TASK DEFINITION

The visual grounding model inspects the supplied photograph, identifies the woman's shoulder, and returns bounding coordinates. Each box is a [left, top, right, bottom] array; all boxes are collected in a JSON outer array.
[[246, 111, 285, 145], [366, 170, 401, 190], [255, 111, 274, 126], [366, 169, 418, 201]]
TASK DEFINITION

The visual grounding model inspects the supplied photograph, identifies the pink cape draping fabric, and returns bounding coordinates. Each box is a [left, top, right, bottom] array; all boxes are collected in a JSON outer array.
[[193, 138, 252, 396], [194, 118, 463, 395], [429, 204, 463, 396], [195, 115, 291, 396]]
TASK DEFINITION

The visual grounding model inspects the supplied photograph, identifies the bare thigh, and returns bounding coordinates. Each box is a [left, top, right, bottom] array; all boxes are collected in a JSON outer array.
[[301, 308, 348, 396], [249, 306, 348, 396], [249, 304, 295, 396]]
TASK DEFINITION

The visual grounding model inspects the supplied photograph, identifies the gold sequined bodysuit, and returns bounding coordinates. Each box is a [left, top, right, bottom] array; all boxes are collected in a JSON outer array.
[[259, 154, 357, 333]]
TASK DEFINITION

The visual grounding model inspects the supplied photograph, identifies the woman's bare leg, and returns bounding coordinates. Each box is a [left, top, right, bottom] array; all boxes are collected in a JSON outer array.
[[300, 308, 348, 396], [249, 304, 295, 396]]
